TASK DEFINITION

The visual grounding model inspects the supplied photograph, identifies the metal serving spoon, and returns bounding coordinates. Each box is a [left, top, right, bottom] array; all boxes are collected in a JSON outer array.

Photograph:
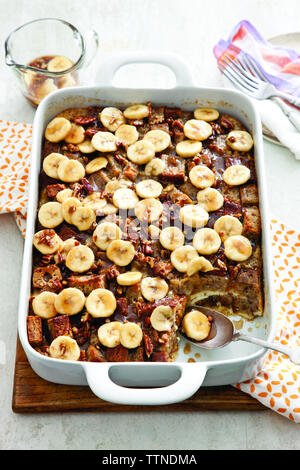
[[180, 307, 300, 365]]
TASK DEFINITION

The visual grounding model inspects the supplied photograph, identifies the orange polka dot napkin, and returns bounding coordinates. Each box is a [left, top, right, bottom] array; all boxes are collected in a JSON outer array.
[[0, 120, 299, 421], [236, 219, 300, 423], [0, 120, 31, 236]]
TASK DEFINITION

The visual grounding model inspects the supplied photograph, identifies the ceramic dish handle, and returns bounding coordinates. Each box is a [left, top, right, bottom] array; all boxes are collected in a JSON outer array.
[[83, 363, 207, 405], [97, 51, 194, 88]]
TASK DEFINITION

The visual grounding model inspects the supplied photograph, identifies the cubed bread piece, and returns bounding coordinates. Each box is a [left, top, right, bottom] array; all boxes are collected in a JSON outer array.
[[47, 315, 73, 340], [32, 265, 62, 289], [128, 346, 145, 362], [240, 184, 259, 205], [67, 274, 106, 295], [106, 344, 129, 362], [179, 180, 198, 202], [222, 186, 241, 205], [159, 154, 185, 184], [243, 206, 261, 239], [149, 122, 170, 134], [86, 345, 106, 362], [224, 197, 243, 217], [27, 316, 43, 347], [232, 289, 263, 318]]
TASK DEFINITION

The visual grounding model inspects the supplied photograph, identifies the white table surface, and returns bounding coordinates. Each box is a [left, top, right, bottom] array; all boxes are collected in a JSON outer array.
[[1, 0, 300, 450]]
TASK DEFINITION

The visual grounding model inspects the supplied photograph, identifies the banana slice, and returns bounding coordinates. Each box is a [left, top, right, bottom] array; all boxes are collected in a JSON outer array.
[[136, 179, 162, 199], [34, 79, 57, 102], [150, 305, 175, 332], [226, 130, 253, 152], [50, 336, 80, 361], [106, 240, 135, 266], [197, 188, 224, 212], [182, 310, 211, 341], [71, 206, 96, 231], [85, 288, 117, 318], [54, 237, 78, 263], [82, 193, 107, 213], [115, 124, 139, 146], [62, 197, 82, 224], [117, 271, 142, 286], [135, 198, 163, 223], [104, 178, 132, 194], [91, 131, 118, 152], [93, 222, 122, 250], [179, 204, 209, 228], [98, 321, 122, 348], [58, 73, 77, 88], [187, 256, 214, 276], [100, 107, 125, 132], [47, 56, 73, 72], [189, 165, 215, 188], [38, 201, 63, 228], [56, 188, 73, 203], [65, 245, 95, 272], [85, 157, 108, 174], [194, 108, 219, 122], [127, 140, 155, 165], [78, 139, 96, 154], [214, 215, 243, 242], [32, 291, 57, 319], [45, 117, 72, 143], [176, 140, 202, 157], [54, 287, 85, 315], [33, 229, 61, 254], [65, 123, 85, 144], [222, 164, 250, 186], [193, 228, 221, 255], [141, 276, 169, 301], [144, 158, 166, 176], [43, 153, 68, 179], [148, 224, 161, 240], [170, 245, 199, 273], [144, 130, 171, 152], [159, 226, 185, 251], [123, 104, 149, 120], [112, 188, 139, 210], [57, 159, 85, 183], [120, 322, 143, 349], [224, 235, 252, 261], [184, 119, 212, 141], [102, 203, 118, 215]]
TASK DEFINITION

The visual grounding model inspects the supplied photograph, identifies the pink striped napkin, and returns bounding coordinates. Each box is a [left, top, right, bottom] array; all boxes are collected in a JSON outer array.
[[213, 20, 300, 158]]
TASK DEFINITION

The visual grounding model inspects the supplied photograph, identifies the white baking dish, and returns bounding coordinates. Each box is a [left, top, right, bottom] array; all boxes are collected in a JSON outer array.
[[18, 52, 276, 406]]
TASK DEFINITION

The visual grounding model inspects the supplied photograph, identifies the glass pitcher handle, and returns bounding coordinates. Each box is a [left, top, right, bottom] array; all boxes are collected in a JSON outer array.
[[82, 30, 99, 68]]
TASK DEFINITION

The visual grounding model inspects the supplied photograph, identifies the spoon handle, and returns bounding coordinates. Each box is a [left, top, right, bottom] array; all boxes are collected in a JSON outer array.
[[234, 333, 293, 361]]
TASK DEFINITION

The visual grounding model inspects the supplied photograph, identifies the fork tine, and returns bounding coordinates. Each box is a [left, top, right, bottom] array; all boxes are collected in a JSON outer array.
[[223, 54, 259, 87], [219, 59, 257, 92], [218, 64, 255, 94], [242, 54, 268, 82]]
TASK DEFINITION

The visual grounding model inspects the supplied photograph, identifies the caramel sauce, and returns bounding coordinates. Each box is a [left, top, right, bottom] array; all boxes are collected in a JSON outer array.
[[233, 319, 244, 330]]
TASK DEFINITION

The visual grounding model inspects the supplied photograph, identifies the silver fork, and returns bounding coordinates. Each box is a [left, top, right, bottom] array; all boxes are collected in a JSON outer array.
[[218, 53, 300, 132]]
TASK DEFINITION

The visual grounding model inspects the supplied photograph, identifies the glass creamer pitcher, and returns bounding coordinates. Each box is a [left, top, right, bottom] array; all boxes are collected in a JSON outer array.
[[5, 18, 99, 107]]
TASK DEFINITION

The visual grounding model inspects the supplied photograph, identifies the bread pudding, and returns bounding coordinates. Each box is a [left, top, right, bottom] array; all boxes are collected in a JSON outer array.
[[27, 103, 263, 362]]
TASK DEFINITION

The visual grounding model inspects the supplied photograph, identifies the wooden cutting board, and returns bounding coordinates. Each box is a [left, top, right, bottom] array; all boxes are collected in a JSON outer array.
[[13, 337, 265, 412]]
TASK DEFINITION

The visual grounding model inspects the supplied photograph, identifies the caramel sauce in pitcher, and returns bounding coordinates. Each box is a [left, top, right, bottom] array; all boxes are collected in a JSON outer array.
[[24, 55, 78, 107]]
